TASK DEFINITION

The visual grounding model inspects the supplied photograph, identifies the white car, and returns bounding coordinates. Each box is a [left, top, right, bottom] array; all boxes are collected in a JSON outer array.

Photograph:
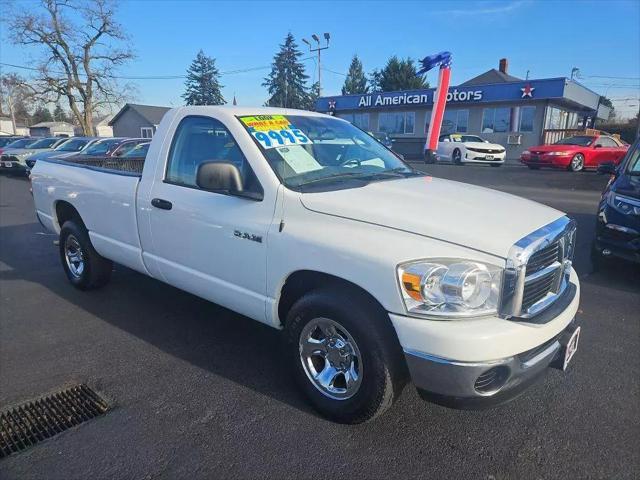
[[429, 133, 506, 166], [31, 106, 580, 423]]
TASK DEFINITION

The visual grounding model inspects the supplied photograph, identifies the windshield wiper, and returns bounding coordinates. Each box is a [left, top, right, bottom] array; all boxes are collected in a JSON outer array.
[[297, 171, 370, 187]]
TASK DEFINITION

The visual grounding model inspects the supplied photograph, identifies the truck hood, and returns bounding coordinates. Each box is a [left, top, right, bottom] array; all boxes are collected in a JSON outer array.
[[299, 176, 564, 258]]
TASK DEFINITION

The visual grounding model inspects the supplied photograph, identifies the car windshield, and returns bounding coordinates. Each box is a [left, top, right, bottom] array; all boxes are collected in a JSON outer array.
[[5, 138, 35, 148], [452, 135, 484, 143], [238, 114, 420, 191], [122, 143, 149, 158], [555, 136, 595, 146], [625, 142, 640, 175], [56, 138, 91, 152], [0, 137, 22, 147], [29, 138, 61, 149], [82, 139, 121, 155]]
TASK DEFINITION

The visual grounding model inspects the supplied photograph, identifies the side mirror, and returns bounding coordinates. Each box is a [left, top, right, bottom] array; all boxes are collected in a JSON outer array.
[[597, 162, 617, 175], [196, 161, 263, 200]]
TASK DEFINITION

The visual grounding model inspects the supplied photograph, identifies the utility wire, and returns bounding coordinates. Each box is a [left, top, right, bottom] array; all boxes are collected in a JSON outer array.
[[1, 57, 316, 80]]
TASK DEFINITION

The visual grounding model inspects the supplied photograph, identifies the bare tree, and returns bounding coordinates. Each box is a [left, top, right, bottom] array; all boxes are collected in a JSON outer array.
[[0, 73, 33, 132], [8, 0, 134, 135]]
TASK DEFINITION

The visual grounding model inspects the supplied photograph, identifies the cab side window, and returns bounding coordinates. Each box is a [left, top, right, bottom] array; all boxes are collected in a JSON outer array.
[[165, 116, 261, 194], [596, 136, 617, 147]]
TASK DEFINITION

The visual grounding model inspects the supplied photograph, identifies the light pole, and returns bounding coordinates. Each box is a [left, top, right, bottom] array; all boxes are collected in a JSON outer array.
[[302, 33, 330, 97]]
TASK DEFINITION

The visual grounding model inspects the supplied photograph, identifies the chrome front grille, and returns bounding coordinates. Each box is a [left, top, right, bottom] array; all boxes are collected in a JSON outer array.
[[500, 217, 576, 320]]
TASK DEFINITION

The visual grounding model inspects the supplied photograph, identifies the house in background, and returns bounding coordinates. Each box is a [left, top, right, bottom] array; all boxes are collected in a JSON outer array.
[[109, 103, 170, 139], [29, 121, 75, 137], [94, 114, 114, 137], [0, 117, 14, 136]]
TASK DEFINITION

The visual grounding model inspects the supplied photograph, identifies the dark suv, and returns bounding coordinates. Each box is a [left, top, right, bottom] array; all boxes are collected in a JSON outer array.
[[592, 138, 640, 267]]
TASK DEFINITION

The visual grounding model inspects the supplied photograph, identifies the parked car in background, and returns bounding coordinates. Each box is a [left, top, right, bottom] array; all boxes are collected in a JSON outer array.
[[368, 131, 395, 149], [65, 137, 146, 161], [592, 139, 640, 268], [428, 134, 506, 166], [25, 137, 98, 170], [0, 137, 33, 156], [121, 141, 150, 158], [31, 106, 581, 423], [0, 136, 27, 151], [521, 135, 629, 172], [1, 137, 68, 173]]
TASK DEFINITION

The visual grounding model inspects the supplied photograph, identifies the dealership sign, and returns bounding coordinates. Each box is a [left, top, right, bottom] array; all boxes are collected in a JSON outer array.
[[357, 89, 483, 108]]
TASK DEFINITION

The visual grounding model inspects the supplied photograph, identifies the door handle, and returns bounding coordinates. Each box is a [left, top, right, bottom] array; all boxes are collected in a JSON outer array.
[[151, 198, 173, 210]]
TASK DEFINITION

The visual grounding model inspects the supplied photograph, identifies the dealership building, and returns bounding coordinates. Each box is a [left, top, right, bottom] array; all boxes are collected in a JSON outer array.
[[315, 59, 611, 159]]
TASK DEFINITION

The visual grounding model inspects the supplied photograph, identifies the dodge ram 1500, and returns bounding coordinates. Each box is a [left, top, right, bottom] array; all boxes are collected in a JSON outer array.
[[31, 106, 581, 423]]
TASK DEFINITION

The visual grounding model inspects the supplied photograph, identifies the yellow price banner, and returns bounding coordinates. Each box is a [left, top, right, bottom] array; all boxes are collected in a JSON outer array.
[[239, 115, 290, 132]]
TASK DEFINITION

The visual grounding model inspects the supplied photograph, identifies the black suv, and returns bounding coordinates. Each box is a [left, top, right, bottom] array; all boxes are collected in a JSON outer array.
[[592, 138, 640, 267]]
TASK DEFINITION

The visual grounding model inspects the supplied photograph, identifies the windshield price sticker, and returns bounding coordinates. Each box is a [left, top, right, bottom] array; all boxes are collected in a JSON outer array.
[[240, 115, 290, 132], [240, 115, 313, 149], [252, 129, 312, 149]]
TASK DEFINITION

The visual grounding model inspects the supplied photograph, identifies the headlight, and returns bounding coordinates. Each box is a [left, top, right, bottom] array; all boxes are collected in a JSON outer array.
[[547, 151, 571, 156], [398, 259, 502, 319], [607, 191, 640, 216], [521, 150, 530, 156]]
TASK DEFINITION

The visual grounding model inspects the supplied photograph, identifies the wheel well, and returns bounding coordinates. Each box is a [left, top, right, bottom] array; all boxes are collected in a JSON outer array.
[[277, 270, 387, 327], [55, 201, 85, 230]]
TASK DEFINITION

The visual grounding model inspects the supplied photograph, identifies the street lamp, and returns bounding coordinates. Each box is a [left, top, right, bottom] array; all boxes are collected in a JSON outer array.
[[302, 32, 330, 97]]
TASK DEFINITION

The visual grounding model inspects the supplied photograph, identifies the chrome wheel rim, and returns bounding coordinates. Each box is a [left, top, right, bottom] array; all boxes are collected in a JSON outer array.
[[64, 235, 85, 278], [299, 317, 362, 400], [571, 154, 584, 171]]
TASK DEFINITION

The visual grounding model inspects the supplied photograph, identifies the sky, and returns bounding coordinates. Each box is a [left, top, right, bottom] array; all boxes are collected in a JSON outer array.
[[1, 0, 639, 118]]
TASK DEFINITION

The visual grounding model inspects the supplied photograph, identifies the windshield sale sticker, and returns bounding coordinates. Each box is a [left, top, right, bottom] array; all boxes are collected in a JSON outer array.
[[239, 115, 313, 150]]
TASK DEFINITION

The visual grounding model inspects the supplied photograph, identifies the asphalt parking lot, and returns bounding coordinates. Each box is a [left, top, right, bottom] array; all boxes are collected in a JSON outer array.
[[1, 163, 638, 479]]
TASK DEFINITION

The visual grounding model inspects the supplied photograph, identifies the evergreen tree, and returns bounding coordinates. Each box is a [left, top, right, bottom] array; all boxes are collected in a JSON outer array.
[[53, 104, 68, 122], [369, 69, 383, 92], [263, 33, 310, 109], [32, 105, 53, 124], [305, 81, 320, 111], [379, 56, 428, 92], [342, 55, 368, 95], [182, 50, 225, 106]]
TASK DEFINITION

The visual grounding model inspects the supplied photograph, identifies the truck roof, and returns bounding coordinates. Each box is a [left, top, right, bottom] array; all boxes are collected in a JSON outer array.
[[167, 105, 328, 119]]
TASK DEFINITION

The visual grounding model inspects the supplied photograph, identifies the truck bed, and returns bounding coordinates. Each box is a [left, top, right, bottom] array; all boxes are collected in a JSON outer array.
[[31, 158, 149, 275]]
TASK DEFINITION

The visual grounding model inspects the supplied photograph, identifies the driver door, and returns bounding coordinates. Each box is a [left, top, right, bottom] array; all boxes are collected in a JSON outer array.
[[142, 115, 273, 322]]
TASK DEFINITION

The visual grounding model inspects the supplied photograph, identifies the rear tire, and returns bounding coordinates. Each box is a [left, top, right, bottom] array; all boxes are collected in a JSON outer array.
[[59, 220, 112, 290], [284, 286, 406, 424]]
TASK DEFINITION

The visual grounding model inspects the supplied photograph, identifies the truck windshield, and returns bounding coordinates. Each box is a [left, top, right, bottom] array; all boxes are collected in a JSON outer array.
[[238, 114, 419, 190]]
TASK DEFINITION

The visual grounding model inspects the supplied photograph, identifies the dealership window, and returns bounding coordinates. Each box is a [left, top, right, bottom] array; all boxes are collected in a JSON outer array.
[[379, 111, 415, 135], [441, 109, 469, 134], [482, 107, 511, 133], [141, 126, 154, 139], [518, 106, 536, 132], [339, 112, 370, 130]]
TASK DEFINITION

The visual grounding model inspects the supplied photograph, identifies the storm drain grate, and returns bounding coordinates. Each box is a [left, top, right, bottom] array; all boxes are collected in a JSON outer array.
[[0, 384, 109, 458]]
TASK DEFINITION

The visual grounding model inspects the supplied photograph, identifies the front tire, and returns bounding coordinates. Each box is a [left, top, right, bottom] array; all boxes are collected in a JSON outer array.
[[568, 153, 585, 172], [284, 286, 406, 424], [59, 220, 112, 290], [452, 148, 462, 165]]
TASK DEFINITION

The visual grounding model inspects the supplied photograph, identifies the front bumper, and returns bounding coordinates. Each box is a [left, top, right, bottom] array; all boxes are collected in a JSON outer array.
[[390, 268, 580, 408], [0, 157, 28, 172], [405, 319, 578, 409], [463, 151, 505, 163], [594, 206, 640, 264], [521, 154, 572, 168]]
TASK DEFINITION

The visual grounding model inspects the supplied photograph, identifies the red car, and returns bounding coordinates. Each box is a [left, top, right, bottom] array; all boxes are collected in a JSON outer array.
[[521, 135, 629, 172]]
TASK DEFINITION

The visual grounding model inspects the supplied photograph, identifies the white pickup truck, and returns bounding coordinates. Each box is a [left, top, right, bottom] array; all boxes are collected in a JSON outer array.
[[31, 107, 581, 423]]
